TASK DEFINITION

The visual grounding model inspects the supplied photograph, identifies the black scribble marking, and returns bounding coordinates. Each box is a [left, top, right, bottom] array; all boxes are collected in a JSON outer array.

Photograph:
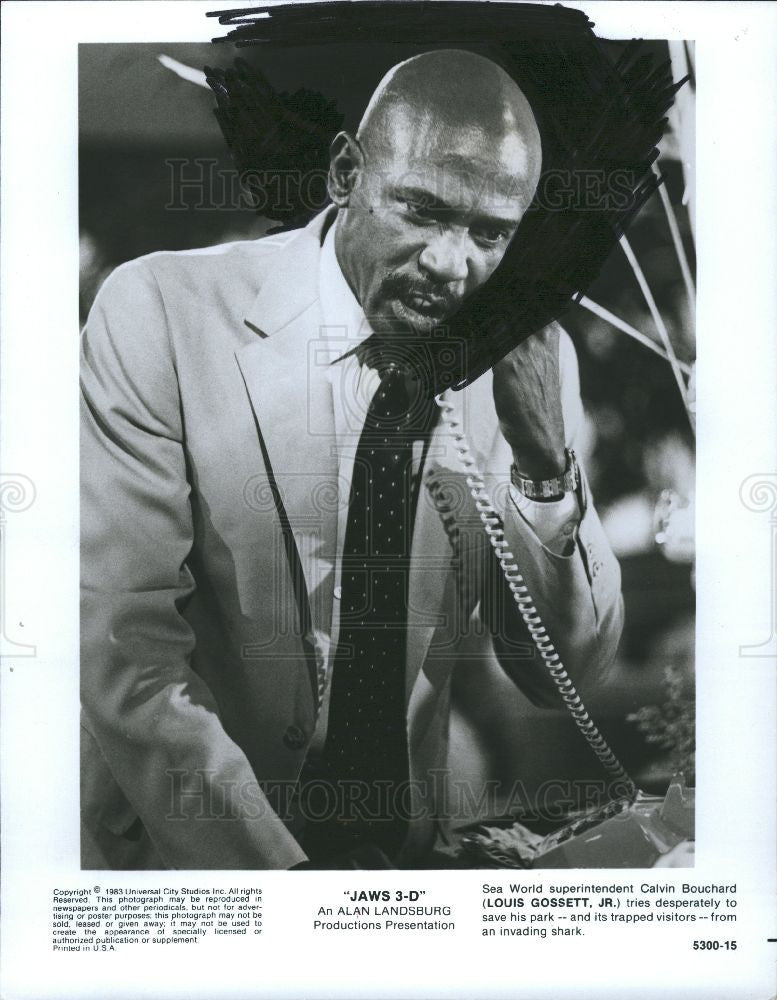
[[205, 59, 344, 231], [205, 1, 685, 394]]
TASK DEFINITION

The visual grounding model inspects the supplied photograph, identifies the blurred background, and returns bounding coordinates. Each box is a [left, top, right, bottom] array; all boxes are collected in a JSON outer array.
[[80, 38, 696, 818]]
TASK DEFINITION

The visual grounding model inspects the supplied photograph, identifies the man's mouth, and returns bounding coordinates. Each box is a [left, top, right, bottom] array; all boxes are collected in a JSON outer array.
[[405, 292, 448, 315], [378, 274, 461, 330], [390, 296, 448, 330], [393, 288, 457, 324]]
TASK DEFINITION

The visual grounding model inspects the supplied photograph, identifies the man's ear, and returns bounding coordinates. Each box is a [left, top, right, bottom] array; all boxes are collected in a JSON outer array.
[[327, 131, 365, 206]]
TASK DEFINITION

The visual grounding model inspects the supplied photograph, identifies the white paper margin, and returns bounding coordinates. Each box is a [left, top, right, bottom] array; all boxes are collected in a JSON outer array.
[[2, 2, 776, 998]]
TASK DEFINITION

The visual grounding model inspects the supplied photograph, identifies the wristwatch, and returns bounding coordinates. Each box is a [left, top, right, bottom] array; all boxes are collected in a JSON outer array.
[[510, 448, 579, 502]]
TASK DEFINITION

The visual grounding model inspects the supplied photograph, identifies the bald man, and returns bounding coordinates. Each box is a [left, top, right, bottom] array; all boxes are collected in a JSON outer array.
[[80, 51, 624, 870]]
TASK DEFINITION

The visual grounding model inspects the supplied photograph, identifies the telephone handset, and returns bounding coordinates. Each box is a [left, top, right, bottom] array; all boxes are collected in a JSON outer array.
[[431, 390, 637, 802]]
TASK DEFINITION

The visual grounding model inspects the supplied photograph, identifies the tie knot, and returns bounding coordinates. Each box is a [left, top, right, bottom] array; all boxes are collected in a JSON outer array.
[[368, 365, 411, 426], [378, 362, 406, 384], [361, 362, 437, 436]]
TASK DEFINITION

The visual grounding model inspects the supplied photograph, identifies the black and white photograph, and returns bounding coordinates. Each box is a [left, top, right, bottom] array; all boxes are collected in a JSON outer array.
[[2, 2, 776, 999], [79, 4, 696, 872]]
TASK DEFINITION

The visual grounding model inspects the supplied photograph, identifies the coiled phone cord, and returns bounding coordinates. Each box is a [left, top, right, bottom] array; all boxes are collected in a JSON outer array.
[[433, 392, 637, 802]]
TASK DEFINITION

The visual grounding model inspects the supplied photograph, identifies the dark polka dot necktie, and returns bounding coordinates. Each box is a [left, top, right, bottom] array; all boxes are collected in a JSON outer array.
[[301, 364, 432, 862]]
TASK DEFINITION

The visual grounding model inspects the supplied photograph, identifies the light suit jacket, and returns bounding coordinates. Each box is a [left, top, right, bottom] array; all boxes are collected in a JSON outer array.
[[80, 207, 624, 870]]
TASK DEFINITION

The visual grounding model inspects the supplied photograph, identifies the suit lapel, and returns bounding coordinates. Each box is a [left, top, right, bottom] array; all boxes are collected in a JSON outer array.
[[235, 213, 340, 653]]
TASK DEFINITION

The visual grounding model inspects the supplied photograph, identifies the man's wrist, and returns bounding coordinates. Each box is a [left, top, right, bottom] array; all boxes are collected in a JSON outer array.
[[510, 448, 579, 502], [509, 444, 567, 481]]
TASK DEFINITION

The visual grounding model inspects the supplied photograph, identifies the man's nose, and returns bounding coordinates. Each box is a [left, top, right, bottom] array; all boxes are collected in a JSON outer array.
[[418, 229, 469, 284]]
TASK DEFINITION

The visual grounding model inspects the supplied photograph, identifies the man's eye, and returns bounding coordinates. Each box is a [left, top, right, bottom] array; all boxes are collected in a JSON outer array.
[[402, 198, 434, 220], [473, 227, 510, 246]]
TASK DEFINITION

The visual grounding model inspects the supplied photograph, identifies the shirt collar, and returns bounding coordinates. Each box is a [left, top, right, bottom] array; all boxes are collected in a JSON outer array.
[[318, 218, 375, 364]]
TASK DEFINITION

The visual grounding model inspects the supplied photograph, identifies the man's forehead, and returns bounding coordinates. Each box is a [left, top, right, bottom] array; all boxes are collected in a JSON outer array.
[[379, 106, 538, 206]]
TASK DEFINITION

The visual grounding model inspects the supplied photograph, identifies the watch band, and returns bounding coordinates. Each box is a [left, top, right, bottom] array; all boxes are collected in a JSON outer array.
[[510, 448, 579, 502]]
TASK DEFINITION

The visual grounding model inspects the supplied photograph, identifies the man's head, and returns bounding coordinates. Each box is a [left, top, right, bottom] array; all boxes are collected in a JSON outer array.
[[328, 49, 542, 340]]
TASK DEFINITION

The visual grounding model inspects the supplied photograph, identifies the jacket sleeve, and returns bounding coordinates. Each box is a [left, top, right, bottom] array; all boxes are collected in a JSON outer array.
[[480, 326, 624, 707], [80, 259, 307, 869]]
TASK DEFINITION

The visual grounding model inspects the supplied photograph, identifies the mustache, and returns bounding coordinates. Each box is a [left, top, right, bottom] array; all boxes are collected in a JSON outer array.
[[380, 271, 462, 317]]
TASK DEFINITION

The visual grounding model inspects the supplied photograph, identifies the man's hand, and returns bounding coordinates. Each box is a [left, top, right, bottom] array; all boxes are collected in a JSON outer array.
[[492, 324, 567, 480]]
